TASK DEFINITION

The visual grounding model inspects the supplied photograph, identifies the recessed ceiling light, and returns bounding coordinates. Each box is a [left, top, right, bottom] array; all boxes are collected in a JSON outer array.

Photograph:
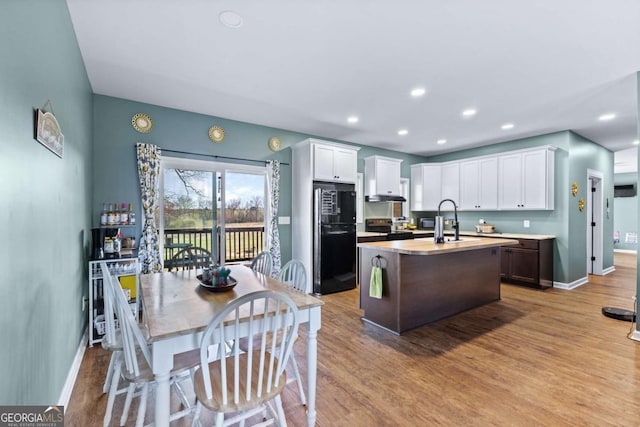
[[398, 129, 409, 136], [219, 10, 243, 28], [462, 109, 477, 117], [347, 116, 359, 124], [411, 87, 426, 97], [501, 123, 514, 130], [633, 139, 639, 145], [598, 113, 616, 121], [437, 139, 447, 145]]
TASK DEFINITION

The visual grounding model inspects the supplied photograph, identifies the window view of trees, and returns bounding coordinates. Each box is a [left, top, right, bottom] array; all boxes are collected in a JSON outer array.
[[161, 168, 266, 265]]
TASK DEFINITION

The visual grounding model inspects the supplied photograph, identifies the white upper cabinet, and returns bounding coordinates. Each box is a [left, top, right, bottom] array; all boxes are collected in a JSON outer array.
[[459, 157, 498, 210], [313, 142, 358, 183], [410, 163, 442, 211], [440, 162, 460, 204], [498, 147, 555, 210], [364, 156, 403, 197], [410, 145, 555, 212]]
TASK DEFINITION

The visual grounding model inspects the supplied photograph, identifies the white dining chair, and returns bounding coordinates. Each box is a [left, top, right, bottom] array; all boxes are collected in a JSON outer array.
[[250, 250, 273, 277], [277, 259, 308, 406], [100, 262, 130, 427], [278, 259, 307, 293], [107, 265, 198, 427], [191, 290, 300, 427]]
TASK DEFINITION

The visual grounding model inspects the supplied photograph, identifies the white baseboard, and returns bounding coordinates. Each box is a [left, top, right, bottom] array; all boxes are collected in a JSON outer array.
[[602, 266, 616, 275], [58, 327, 88, 409], [629, 329, 640, 342], [553, 276, 588, 290], [614, 249, 637, 254]]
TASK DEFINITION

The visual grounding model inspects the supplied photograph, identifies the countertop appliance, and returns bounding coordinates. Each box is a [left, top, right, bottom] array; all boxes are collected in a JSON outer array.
[[418, 217, 435, 230], [313, 182, 357, 295], [365, 218, 415, 240]]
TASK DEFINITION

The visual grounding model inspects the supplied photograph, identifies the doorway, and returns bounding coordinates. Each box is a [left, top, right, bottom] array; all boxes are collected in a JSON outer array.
[[587, 169, 604, 275], [159, 157, 267, 269]]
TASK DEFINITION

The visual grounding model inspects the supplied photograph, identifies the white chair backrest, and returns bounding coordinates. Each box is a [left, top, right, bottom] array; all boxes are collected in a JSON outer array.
[[100, 262, 119, 348], [199, 290, 300, 405], [250, 251, 273, 277], [278, 259, 307, 293], [107, 266, 151, 378]]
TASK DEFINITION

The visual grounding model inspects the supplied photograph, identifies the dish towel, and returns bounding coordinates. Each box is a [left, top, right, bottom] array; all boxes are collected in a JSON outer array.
[[369, 266, 383, 299]]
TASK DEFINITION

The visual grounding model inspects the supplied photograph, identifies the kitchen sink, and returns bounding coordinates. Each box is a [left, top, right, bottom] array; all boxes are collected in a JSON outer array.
[[443, 237, 481, 243]]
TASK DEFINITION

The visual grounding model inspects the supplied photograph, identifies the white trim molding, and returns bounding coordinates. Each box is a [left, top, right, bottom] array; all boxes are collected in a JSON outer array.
[[614, 249, 637, 254], [553, 276, 589, 290], [58, 327, 88, 409], [629, 329, 640, 342], [601, 266, 616, 275]]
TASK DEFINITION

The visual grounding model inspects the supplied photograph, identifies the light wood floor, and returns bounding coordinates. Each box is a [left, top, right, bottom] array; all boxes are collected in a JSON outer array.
[[66, 253, 640, 426]]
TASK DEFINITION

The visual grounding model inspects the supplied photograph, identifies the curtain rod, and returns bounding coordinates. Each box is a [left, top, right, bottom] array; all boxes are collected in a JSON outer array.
[[160, 148, 290, 166]]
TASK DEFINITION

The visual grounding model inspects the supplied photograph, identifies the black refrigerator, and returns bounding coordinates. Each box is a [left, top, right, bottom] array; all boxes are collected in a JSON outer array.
[[313, 182, 357, 295]]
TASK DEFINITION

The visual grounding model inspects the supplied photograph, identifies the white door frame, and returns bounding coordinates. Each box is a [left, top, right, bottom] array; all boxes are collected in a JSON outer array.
[[586, 169, 604, 275]]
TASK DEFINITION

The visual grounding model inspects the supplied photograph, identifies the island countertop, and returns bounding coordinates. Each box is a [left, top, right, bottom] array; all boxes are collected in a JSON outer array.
[[358, 236, 518, 256]]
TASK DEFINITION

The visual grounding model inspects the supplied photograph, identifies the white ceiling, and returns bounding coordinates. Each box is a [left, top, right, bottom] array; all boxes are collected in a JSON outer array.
[[66, 0, 640, 158]]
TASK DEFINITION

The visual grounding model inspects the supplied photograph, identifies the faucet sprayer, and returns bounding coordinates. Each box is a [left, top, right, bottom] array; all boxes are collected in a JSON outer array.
[[434, 199, 459, 243]]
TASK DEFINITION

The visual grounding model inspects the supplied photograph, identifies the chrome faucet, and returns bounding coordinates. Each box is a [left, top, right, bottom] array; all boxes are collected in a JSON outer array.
[[434, 199, 459, 243]]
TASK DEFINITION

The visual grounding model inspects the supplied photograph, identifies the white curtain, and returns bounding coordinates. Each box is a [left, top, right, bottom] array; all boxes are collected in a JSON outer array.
[[135, 143, 162, 273], [266, 160, 281, 277]]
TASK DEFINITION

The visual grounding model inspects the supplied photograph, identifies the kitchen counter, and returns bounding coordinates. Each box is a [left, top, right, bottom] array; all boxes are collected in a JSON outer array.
[[359, 237, 518, 334], [457, 231, 555, 240], [358, 236, 517, 255], [357, 230, 554, 240]]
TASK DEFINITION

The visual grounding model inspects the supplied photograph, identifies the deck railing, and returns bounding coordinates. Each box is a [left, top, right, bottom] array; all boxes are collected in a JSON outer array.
[[163, 226, 265, 268]]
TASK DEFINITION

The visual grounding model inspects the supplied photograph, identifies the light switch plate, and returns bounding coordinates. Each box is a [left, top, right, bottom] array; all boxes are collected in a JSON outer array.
[[278, 216, 290, 225], [523, 220, 530, 228]]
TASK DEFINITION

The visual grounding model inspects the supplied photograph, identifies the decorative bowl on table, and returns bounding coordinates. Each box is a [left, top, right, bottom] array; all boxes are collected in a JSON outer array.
[[197, 266, 237, 292]]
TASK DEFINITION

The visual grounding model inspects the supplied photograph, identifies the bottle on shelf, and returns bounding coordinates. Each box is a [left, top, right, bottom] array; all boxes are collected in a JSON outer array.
[[113, 202, 121, 225], [120, 202, 129, 225], [100, 203, 108, 226], [107, 203, 116, 226], [128, 203, 136, 226]]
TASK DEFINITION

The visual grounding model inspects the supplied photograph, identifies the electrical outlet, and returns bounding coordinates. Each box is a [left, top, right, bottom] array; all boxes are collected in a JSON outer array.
[[82, 296, 88, 312], [523, 220, 530, 228]]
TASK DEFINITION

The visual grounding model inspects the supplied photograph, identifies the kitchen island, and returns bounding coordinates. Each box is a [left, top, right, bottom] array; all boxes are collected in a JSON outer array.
[[358, 237, 518, 334]]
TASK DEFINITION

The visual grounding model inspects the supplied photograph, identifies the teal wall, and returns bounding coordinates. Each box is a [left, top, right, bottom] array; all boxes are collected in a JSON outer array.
[[567, 132, 615, 279], [417, 131, 614, 284], [92, 95, 426, 263], [0, 1, 93, 404], [613, 173, 638, 252]]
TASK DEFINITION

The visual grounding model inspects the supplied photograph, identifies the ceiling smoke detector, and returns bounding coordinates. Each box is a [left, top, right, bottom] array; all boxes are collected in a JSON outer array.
[[219, 10, 243, 28]]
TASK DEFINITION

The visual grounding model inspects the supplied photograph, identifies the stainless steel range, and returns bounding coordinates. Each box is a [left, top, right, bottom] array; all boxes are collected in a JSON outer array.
[[365, 218, 415, 241]]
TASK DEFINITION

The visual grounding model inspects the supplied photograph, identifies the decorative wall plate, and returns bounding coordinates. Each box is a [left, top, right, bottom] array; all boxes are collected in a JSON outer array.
[[209, 126, 225, 143], [268, 136, 282, 152], [132, 113, 153, 133]]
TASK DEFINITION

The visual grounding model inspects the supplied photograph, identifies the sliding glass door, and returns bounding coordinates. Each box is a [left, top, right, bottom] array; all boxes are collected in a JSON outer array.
[[159, 157, 267, 270]]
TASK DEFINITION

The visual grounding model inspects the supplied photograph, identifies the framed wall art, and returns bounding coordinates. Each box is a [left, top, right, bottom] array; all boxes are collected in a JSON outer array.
[[34, 108, 64, 158]]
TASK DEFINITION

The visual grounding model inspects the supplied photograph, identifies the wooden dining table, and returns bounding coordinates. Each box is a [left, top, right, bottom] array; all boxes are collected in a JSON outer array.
[[140, 265, 324, 427]]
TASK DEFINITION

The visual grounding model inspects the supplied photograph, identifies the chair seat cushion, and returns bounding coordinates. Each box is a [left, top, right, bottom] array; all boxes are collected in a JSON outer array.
[[193, 351, 287, 413]]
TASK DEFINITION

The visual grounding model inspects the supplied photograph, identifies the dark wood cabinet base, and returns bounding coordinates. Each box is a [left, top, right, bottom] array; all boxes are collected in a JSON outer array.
[[360, 246, 502, 334]]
